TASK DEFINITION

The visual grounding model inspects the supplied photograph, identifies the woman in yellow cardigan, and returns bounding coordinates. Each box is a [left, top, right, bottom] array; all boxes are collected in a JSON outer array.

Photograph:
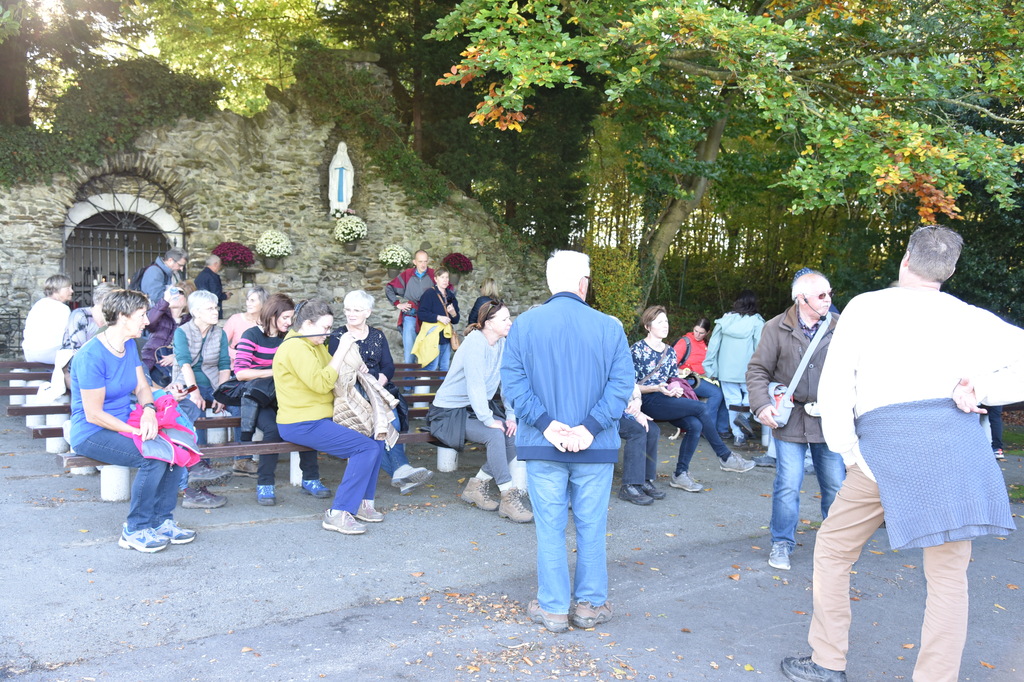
[[274, 299, 385, 535]]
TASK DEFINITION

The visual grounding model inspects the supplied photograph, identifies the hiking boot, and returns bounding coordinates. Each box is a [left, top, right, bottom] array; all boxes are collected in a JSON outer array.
[[641, 479, 666, 500], [301, 479, 332, 499], [669, 471, 702, 492], [720, 452, 755, 473], [498, 488, 534, 523], [182, 486, 227, 509], [618, 484, 654, 506], [154, 519, 196, 545], [994, 448, 1006, 460], [322, 509, 366, 535], [754, 453, 776, 467], [769, 541, 792, 571], [392, 466, 434, 495], [733, 415, 755, 438], [232, 458, 258, 477], [118, 524, 170, 553], [257, 485, 276, 506], [460, 477, 499, 511], [355, 499, 384, 523], [187, 462, 232, 489], [780, 655, 847, 681], [528, 599, 568, 633], [571, 601, 613, 629]]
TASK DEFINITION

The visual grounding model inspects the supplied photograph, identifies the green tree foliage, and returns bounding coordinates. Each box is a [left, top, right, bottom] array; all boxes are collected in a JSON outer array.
[[0, 0, 140, 127], [430, 0, 1024, 305], [323, 0, 600, 249], [0, 58, 219, 186], [128, 0, 339, 114], [586, 243, 642, 330]]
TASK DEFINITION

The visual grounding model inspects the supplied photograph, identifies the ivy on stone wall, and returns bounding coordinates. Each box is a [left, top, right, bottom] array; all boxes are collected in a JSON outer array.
[[0, 58, 220, 187], [292, 44, 450, 208]]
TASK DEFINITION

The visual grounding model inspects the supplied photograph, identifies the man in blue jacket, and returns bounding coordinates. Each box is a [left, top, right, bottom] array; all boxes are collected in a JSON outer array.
[[501, 250, 634, 632]]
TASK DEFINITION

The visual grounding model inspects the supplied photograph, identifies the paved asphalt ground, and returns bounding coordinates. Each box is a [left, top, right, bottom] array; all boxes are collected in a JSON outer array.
[[1, 415, 1021, 681]]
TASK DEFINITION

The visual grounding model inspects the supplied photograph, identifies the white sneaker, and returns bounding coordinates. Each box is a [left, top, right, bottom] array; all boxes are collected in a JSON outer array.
[[720, 452, 755, 473], [669, 471, 702, 492], [768, 541, 792, 570]]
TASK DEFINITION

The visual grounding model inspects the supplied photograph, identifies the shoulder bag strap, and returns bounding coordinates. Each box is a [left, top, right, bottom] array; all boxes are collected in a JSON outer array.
[[783, 313, 831, 401], [639, 346, 675, 385]]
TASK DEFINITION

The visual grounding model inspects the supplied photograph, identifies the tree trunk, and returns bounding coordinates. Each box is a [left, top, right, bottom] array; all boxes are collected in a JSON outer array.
[[0, 31, 31, 127], [638, 110, 731, 307]]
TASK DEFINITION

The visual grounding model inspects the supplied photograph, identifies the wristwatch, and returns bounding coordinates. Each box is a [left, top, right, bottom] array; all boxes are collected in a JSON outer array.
[[141, 402, 157, 412]]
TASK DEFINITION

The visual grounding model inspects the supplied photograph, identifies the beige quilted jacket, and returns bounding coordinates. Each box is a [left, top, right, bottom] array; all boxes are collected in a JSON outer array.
[[332, 341, 400, 449]]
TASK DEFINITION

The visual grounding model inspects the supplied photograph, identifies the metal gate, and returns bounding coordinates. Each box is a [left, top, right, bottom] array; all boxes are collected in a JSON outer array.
[[63, 211, 181, 308]]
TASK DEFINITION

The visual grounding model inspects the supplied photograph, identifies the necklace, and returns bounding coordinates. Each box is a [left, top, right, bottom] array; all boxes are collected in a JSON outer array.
[[103, 329, 126, 356]]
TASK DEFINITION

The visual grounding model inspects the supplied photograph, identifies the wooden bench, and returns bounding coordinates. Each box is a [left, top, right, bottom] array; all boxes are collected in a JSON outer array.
[[15, 363, 452, 500]]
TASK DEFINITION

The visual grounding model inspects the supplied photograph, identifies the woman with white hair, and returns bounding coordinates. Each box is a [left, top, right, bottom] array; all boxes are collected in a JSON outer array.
[[329, 290, 433, 494], [22, 273, 74, 363], [172, 289, 235, 508]]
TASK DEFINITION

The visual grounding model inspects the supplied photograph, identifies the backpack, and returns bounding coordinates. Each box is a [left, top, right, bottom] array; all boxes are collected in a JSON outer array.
[[128, 263, 165, 293], [677, 336, 692, 366]]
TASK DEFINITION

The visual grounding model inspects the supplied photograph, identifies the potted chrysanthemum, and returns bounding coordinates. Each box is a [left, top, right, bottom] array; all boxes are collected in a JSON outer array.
[[254, 229, 292, 269], [441, 252, 473, 285], [211, 241, 255, 279], [332, 208, 367, 252], [378, 244, 412, 278]]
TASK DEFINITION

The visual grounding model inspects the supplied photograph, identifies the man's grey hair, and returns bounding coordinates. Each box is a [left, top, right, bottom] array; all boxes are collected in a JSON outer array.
[[791, 271, 829, 301], [187, 289, 218, 312], [344, 289, 375, 311], [905, 225, 963, 283], [546, 250, 590, 295], [205, 254, 221, 267], [164, 248, 187, 263]]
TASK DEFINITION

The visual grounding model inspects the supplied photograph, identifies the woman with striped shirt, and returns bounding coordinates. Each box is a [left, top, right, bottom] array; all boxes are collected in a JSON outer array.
[[234, 293, 329, 506]]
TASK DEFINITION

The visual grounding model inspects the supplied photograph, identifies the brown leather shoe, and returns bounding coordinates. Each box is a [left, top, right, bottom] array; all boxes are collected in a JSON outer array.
[[460, 477, 499, 511], [570, 601, 612, 629]]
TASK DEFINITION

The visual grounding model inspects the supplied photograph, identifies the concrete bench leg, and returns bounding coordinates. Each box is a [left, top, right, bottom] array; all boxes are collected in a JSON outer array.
[[99, 465, 132, 502], [24, 391, 45, 428], [204, 408, 229, 444], [290, 451, 302, 486], [437, 446, 458, 472], [509, 457, 528, 493], [45, 413, 70, 454], [9, 369, 31, 406]]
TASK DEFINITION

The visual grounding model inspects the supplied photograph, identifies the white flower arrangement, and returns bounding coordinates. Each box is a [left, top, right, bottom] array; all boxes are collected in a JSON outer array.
[[378, 244, 412, 269], [333, 214, 367, 243], [254, 229, 293, 258]]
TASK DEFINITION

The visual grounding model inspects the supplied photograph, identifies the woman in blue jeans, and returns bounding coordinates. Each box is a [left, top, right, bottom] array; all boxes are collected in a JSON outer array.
[[632, 306, 755, 493], [329, 289, 433, 495], [674, 317, 731, 440], [70, 289, 196, 553]]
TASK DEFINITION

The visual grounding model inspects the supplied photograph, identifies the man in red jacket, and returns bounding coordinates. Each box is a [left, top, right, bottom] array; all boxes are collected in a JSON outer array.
[[384, 250, 435, 363]]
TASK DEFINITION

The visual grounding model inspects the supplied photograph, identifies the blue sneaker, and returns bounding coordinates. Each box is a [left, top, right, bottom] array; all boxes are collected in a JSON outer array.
[[257, 485, 276, 506], [154, 519, 196, 544], [302, 479, 332, 499], [118, 524, 170, 553]]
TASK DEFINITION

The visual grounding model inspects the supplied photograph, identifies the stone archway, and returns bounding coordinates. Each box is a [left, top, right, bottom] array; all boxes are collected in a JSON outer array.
[[62, 156, 195, 306]]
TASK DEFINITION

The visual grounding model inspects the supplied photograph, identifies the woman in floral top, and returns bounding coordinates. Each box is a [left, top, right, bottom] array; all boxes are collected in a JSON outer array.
[[631, 306, 754, 493]]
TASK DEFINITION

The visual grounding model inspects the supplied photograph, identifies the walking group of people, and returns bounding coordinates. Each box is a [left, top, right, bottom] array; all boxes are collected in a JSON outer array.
[[20, 226, 1020, 681]]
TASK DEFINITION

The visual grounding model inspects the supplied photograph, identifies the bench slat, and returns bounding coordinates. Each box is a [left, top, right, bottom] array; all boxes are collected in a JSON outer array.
[[0, 372, 52, 381]]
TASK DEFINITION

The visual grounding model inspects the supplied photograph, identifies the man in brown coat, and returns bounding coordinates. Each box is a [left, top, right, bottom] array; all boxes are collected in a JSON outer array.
[[747, 270, 846, 571]]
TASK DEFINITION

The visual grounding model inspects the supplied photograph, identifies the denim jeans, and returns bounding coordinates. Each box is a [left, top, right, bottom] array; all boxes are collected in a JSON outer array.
[[379, 411, 409, 477], [770, 438, 846, 548], [527, 459, 614, 614], [619, 416, 658, 485], [642, 393, 731, 474], [985, 405, 1004, 450], [422, 343, 451, 372], [279, 419, 384, 514], [76, 428, 180, 533], [694, 379, 730, 435], [720, 381, 749, 439], [401, 315, 418, 364]]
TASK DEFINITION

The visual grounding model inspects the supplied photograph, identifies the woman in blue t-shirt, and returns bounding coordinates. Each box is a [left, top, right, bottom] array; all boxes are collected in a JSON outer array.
[[70, 289, 196, 553]]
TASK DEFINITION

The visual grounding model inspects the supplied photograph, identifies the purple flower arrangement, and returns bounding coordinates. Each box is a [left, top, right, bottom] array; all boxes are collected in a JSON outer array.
[[442, 252, 473, 274], [212, 241, 255, 267]]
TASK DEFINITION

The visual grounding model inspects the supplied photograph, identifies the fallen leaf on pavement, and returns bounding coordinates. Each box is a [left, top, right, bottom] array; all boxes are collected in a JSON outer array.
[[728, 574, 740, 581], [980, 661, 995, 669]]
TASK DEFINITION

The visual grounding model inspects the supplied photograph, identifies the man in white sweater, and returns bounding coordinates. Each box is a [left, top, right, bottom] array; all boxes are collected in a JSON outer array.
[[782, 225, 1024, 682]]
